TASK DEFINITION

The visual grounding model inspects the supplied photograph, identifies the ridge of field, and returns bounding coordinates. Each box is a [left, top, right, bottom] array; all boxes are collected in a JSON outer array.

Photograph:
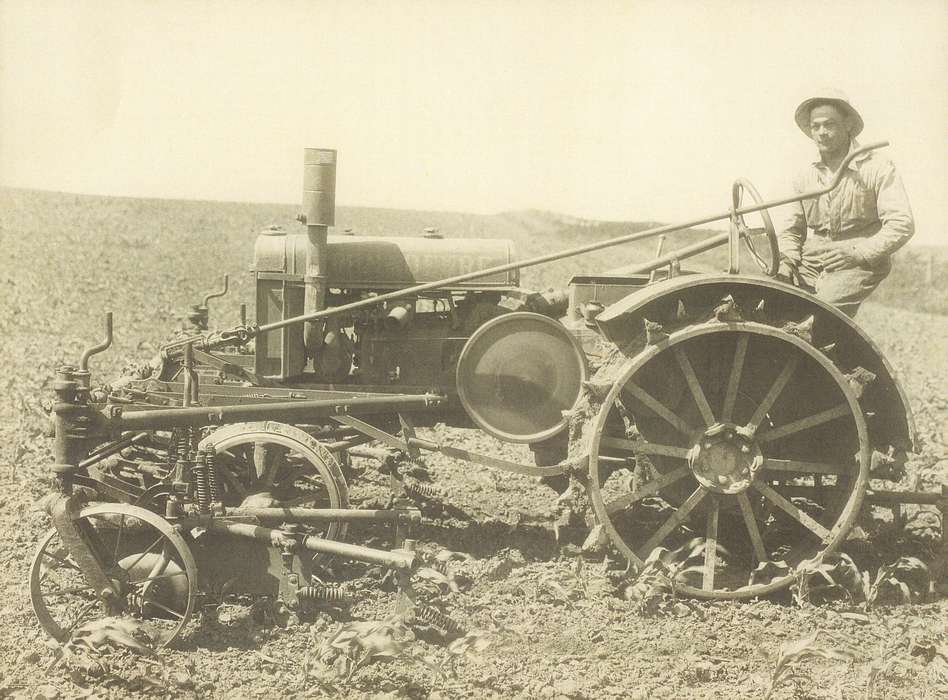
[[0, 187, 721, 292], [3, 188, 943, 315]]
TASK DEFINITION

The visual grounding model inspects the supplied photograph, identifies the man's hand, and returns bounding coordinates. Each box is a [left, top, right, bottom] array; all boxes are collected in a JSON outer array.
[[777, 258, 798, 283], [805, 244, 863, 272], [817, 247, 861, 272]]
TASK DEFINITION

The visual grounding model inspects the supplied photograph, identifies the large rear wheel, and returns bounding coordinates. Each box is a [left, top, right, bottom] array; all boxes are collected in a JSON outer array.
[[587, 322, 869, 598]]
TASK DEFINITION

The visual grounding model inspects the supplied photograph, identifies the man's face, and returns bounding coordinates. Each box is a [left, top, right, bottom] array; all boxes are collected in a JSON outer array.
[[809, 104, 851, 159]]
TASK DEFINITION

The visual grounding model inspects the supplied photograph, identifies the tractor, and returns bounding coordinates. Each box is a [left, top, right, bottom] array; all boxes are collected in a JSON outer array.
[[33, 142, 943, 648]]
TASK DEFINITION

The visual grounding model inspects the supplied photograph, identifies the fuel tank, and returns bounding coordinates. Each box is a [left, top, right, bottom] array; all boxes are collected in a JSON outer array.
[[254, 230, 519, 290]]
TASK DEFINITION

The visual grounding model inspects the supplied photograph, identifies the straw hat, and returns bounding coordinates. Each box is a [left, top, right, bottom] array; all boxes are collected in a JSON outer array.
[[794, 89, 864, 137]]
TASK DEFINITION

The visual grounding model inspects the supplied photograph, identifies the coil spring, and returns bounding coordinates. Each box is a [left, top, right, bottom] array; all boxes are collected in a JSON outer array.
[[403, 479, 440, 502], [172, 427, 193, 463], [412, 605, 465, 636], [205, 446, 219, 502], [193, 455, 210, 513], [431, 559, 451, 576], [297, 584, 348, 604], [167, 428, 181, 469]]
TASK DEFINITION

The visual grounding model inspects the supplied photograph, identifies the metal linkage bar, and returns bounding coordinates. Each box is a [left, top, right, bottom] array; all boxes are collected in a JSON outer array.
[[866, 489, 948, 506], [203, 520, 416, 569], [107, 393, 444, 430], [616, 232, 730, 275], [300, 534, 416, 569], [78, 432, 150, 469], [115, 381, 439, 405], [333, 414, 571, 477], [222, 507, 419, 523], [866, 486, 948, 584]]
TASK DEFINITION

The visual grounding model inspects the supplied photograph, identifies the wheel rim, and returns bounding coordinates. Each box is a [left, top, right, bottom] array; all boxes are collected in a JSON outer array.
[[588, 322, 869, 599], [30, 504, 197, 647], [201, 421, 349, 545]]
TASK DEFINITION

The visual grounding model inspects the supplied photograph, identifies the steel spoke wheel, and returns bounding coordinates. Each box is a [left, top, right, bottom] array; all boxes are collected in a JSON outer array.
[[588, 322, 869, 599], [202, 421, 349, 544], [30, 504, 197, 647]]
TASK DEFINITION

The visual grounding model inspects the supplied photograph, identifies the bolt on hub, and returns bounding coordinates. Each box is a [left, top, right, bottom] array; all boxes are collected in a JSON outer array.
[[688, 423, 764, 495]]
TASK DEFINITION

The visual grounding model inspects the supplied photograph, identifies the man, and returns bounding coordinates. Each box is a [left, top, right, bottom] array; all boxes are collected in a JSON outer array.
[[777, 90, 914, 316]]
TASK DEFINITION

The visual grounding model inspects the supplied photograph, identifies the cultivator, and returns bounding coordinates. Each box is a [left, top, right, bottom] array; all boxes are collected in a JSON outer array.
[[32, 142, 946, 648]]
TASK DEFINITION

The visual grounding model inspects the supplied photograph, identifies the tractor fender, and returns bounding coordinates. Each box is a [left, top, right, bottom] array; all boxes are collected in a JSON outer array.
[[593, 273, 916, 459]]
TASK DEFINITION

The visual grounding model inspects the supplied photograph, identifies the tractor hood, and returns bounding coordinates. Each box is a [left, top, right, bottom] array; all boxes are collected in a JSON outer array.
[[253, 229, 519, 290]]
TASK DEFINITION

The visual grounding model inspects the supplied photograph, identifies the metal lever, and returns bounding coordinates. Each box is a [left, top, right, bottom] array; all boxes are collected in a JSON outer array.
[[188, 275, 230, 330], [79, 312, 113, 371], [202, 274, 229, 307], [649, 236, 666, 283], [801, 141, 888, 200], [182, 342, 199, 407]]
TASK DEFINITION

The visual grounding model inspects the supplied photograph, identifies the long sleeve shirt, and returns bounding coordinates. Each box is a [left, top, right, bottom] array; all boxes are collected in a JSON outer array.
[[778, 142, 914, 267]]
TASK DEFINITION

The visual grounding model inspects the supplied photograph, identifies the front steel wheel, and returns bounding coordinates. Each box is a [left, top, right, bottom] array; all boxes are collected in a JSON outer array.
[[201, 421, 349, 546], [30, 504, 197, 647], [587, 322, 869, 599]]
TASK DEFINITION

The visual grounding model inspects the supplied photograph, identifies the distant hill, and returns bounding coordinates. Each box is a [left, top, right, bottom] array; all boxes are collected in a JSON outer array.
[[872, 245, 947, 316], [1, 187, 943, 314], [0, 187, 727, 292]]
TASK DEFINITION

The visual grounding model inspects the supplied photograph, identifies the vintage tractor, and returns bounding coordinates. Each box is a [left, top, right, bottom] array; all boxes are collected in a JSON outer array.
[[33, 143, 944, 647]]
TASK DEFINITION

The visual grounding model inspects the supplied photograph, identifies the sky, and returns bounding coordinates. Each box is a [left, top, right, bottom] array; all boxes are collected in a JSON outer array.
[[1, 0, 945, 245]]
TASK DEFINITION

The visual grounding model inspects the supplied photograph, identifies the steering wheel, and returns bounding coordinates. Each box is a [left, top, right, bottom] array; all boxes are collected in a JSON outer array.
[[730, 178, 779, 277]]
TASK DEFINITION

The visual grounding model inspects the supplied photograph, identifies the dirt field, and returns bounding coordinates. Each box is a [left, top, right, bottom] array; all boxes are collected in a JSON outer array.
[[0, 189, 946, 699]]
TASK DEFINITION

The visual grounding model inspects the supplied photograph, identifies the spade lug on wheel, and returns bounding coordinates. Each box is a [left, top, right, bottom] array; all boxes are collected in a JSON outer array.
[[713, 295, 742, 322], [783, 314, 815, 343], [644, 318, 668, 345], [844, 366, 877, 400], [676, 299, 688, 322]]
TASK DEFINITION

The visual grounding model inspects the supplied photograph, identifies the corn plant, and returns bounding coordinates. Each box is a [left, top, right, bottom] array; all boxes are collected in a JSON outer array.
[[863, 628, 948, 699], [303, 613, 504, 687], [438, 629, 495, 679], [784, 553, 928, 610], [788, 553, 861, 606], [533, 554, 610, 608], [49, 616, 156, 674], [411, 548, 470, 598], [537, 575, 578, 609], [864, 645, 913, 700], [765, 631, 856, 700], [859, 557, 929, 611], [622, 539, 707, 615], [304, 615, 418, 683], [45, 617, 198, 694]]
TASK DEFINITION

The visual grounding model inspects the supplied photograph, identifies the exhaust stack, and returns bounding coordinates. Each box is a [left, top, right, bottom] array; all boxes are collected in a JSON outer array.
[[302, 148, 337, 364]]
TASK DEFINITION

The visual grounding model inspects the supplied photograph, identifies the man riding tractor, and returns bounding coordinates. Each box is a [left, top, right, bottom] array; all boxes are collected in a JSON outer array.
[[777, 90, 914, 317]]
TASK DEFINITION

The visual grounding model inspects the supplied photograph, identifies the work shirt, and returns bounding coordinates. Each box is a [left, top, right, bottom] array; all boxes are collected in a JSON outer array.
[[778, 142, 914, 268]]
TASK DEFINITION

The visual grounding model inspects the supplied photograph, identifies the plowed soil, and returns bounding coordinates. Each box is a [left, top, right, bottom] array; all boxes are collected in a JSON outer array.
[[0, 189, 945, 699]]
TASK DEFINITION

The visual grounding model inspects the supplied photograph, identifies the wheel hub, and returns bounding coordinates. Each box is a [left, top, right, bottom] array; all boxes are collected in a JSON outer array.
[[117, 552, 189, 618], [688, 423, 763, 494]]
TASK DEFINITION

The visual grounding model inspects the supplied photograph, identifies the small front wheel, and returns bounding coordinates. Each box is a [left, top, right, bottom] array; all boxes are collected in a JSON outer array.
[[30, 503, 197, 647]]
